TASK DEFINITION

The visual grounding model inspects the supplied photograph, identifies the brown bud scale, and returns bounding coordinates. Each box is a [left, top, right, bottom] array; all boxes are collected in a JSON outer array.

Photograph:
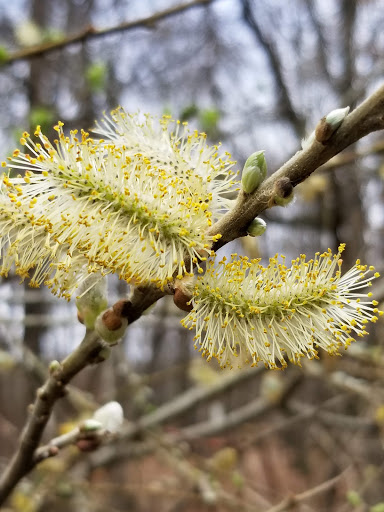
[[174, 288, 193, 312], [315, 117, 333, 143], [102, 309, 123, 331]]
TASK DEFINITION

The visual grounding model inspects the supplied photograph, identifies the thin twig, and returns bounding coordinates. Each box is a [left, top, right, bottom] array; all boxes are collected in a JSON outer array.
[[121, 365, 263, 439], [0, 284, 165, 504], [209, 83, 384, 249], [0, 0, 213, 67], [264, 469, 349, 512], [177, 372, 301, 441], [0, 329, 103, 502]]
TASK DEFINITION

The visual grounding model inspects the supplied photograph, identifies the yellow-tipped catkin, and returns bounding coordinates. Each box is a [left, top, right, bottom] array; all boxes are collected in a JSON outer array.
[[182, 245, 381, 369], [0, 111, 237, 296]]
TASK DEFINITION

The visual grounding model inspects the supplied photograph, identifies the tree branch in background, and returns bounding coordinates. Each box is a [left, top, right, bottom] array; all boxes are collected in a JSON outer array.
[[0, 0, 214, 67], [241, 0, 306, 136], [265, 469, 349, 512]]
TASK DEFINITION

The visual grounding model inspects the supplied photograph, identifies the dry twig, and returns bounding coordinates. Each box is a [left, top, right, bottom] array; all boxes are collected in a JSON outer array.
[[0, 0, 213, 66]]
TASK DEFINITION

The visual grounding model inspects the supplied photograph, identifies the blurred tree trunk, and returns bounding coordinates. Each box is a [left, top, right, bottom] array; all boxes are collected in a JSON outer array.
[[22, 0, 53, 355]]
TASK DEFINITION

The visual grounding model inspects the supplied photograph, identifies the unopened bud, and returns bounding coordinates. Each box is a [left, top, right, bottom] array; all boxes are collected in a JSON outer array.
[[93, 401, 124, 433], [241, 150, 267, 194], [174, 288, 193, 312], [76, 275, 108, 329], [326, 106, 350, 128], [49, 360, 61, 374], [271, 177, 294, 207], [95, 305, 128, 345], [174, 276, 194, 312], [315, 106, 350, 143], [247, 218, 266, 237]]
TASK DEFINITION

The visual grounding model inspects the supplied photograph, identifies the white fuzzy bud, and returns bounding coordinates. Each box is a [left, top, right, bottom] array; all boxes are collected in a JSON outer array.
[[93, 401, 124, 433], [315, 106, 350, 143], [247, 218, 267, 237], [241, 150, 267, 194], [325, 106, 350, 129]]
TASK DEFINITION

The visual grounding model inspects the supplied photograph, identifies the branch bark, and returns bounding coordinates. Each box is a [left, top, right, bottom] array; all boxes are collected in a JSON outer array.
[[209, 82, 384, 249]]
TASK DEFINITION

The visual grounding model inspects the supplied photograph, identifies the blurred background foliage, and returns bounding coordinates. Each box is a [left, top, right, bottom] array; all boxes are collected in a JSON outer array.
[[1, 0, 384, 510]]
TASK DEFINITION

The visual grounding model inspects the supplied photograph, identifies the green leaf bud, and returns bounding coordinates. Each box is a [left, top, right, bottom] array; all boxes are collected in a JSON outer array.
[[241, 150, 267, 194], [247, 218, 267, 237], [49, 360, 61, 374]]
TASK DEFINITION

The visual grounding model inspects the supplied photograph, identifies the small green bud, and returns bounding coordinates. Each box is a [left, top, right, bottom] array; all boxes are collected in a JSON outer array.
[[241, 150, 267, 194], [247, 218, 267, 237], [49, 360, 61, 374]]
